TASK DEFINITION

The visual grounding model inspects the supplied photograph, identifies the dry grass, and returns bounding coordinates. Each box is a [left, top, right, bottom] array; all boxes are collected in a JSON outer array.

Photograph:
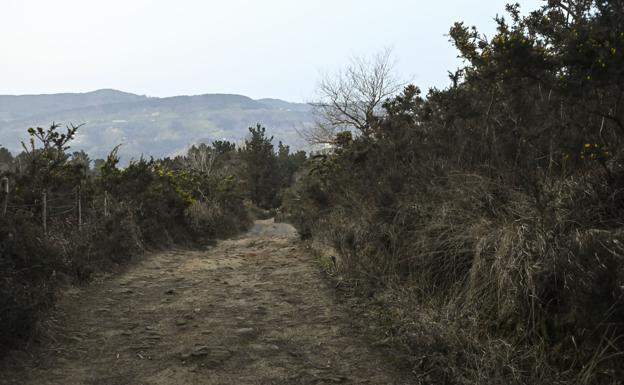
[[297, 168, 624, 384]]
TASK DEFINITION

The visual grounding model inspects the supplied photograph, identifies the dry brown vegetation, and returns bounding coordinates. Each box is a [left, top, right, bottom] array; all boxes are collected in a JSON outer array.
[[283, 2, 624, 383]]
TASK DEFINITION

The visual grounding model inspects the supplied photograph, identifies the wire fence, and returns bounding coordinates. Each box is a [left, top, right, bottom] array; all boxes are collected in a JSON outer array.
[[1, 177, 112, 237]]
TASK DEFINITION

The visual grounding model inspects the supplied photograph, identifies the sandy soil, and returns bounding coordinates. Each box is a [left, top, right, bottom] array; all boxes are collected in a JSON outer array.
[[0, 219, 412, 385]]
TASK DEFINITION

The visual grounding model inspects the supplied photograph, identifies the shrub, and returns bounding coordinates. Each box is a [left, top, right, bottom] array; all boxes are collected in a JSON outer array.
[[282, 4, 624, 378]]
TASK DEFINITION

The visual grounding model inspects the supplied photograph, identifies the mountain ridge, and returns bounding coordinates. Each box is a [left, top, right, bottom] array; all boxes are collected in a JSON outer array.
[[0, 89, 314, 162]]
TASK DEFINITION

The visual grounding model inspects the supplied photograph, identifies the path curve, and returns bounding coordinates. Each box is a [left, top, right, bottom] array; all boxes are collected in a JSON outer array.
[[1, 219, 410, 385]]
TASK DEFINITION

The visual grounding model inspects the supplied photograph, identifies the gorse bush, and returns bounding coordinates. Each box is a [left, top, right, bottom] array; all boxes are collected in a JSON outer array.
[[184, 174, 250, 237], [100, 156, 192, 245], [283, 2, 624, 383], [0, 214, 59, 349]]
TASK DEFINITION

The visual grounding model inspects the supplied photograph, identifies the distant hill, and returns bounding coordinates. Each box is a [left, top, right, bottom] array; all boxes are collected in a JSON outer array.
[[0, 89, 314, 162], [0, 89, 147, 121]]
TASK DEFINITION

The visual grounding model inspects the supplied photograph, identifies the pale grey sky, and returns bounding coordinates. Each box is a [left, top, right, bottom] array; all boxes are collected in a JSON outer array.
[[1, 0, 542, 102]]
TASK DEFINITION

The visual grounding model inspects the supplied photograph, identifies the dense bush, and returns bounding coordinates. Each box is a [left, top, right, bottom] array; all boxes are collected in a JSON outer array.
[[184, 174, 250, 237], [0, 214, 60, 349], [283, 2, 624, 383]]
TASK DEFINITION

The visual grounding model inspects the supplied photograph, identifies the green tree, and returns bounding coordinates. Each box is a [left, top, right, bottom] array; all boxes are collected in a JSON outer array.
[[242, 124, 278, 209], [212, 140, 236, 155], [276, 141, 306, 189]]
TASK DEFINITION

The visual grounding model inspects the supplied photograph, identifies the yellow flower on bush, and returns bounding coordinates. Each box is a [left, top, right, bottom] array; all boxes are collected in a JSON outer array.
[[581, 142, 610, 161]]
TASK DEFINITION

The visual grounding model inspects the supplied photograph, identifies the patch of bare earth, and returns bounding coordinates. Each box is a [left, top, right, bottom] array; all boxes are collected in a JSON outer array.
[[1, 220, 412, 385]]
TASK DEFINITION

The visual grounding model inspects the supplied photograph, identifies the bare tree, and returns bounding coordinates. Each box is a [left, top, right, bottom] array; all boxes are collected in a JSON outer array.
[[184, 143, 217, 175], [305, 49, 403, 145]]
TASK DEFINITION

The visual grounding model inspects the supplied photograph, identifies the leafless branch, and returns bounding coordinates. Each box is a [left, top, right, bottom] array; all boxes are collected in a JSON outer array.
[[304, 48, 403, 145]]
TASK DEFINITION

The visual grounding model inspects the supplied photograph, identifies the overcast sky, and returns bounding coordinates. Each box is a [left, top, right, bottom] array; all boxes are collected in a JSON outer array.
[[1, 0, 542, 102]]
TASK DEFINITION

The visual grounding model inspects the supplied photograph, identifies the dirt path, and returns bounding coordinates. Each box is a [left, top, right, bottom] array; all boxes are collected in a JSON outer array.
[[1, 220, 411, 385]]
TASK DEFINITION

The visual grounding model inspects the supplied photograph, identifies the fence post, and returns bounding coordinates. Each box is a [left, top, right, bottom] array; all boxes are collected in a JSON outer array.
[[104, 190, 109, 217], [42, 191, 47, 237], [77, 185, 82, 228], [1, 177, 8, 217]]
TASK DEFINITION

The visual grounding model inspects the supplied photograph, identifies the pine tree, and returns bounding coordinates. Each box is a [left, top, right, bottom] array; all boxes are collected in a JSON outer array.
[[242, 124, 278, 208]]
